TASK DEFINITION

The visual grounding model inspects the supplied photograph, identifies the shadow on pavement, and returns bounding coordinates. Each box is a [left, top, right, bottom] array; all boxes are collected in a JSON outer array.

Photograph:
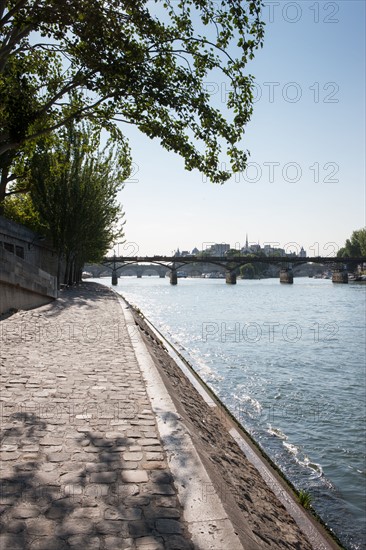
[[0, 411, 195, 549]]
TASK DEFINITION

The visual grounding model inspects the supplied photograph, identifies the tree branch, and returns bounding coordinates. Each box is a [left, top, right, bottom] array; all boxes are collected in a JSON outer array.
[[0, 95, 112, 156], [0, 0, 27, 29], [148, 36, 236, 65], [0, 0, 6, 21], [0, 23, 34, 72], [34, 69, 97, 118], [5, 186, 29, 196]]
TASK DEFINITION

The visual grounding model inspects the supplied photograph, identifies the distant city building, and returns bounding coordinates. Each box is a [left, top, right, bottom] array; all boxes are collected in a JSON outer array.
[[262, 245, 285, 257], [174, 248, 194, 257], [241, 233, 250, 253], [241, 234, 262, 254], [207, 243, 230, 256], [179, 239, 305, 258]]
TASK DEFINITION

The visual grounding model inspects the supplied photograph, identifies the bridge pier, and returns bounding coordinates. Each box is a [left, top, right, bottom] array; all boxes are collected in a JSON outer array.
[[170, 270, 178, 285], [280, 268, 293, 284], [226, 271, 237, 284], [111, 269, 118, 285], [332, 269, 348, 283]]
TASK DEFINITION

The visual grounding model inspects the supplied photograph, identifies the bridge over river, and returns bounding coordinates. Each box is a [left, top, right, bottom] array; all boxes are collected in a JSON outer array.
[[100, 255, 366, 285]]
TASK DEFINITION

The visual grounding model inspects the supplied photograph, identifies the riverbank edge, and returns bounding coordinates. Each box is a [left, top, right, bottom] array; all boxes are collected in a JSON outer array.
[[120, 293, 344, 550]]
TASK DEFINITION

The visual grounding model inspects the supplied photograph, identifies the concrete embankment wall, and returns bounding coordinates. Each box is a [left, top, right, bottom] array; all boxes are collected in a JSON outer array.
[[0, 246, 57, 314], [0, 216, 58, 314]]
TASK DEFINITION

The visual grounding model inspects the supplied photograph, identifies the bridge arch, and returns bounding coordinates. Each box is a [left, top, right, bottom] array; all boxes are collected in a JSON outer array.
[[100, 255, 365, 286]]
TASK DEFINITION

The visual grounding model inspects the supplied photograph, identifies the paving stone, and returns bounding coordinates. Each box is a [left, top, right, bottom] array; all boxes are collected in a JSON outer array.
[[0, 444, 18, 451], [45, 502, 69, 520], [143, 446, 163, 452], [124, 495, 151, 507], [145, 452, 164, 461], [47, 453, 70, 462], [105, 430, 128, 437], [121, 470, 148, 483], [126, 430, 143, 438], [26, 517, 55, 536], [0, 533, 25, 549], [69, 507, 101, 519], [115, 483, 140, 498], [104, 506, 142, 520], [165, 535, 194, 549], [29, 537, 69, 550], [0, 451, 21, 460], [146, 483, 176, 496], [142, 461, 166, 470], [63, 483, 84, 496], [145, 507, 180, 520], [12, 504, 41, 519], [129, 445, 142, 452], [83, 484, 110, 498], [149, 471, 173, 484], [55, 517, 94, 536], [128, 520, 152, 537], [119, 461, 139, 469], [6, 519, 26, 533], [59, 471, 85, 484], [20, 444, 40, 452], [95, 520, 128, 535], [154, 497, 178, 508], [90, 471, 117, 483], [92, 439, 114, 447], [36, 471, 61, 485], [123, 451, 143, 461], [0, 506, 9, 517], [131, 420, 155, 426], [104, 536, 135, 549], [39, 437, 64, 446], [156, 518, 182, 534], [67, 535, 101, 549], [135, 535, 164, 549]]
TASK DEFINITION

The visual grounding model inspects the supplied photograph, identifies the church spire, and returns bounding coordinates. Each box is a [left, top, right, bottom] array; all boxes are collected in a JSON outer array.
[[245, 233, 248, 250]]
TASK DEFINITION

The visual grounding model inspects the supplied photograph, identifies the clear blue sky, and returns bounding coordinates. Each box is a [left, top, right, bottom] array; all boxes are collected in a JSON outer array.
[[115, 1, 365, 257]]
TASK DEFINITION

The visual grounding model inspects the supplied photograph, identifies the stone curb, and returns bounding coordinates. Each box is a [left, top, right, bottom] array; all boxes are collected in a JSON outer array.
[[117, 296, 245, 550]]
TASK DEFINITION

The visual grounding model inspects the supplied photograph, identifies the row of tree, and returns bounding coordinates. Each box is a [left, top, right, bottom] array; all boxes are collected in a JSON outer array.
[[4, 123, 130, 285], [0, 1, 265, 287], [337, 228, 366, 258]]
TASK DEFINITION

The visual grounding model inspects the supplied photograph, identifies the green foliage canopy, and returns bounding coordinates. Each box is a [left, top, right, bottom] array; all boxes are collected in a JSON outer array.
[[337, 228, 366, 258], [5, 123, 129, 283], [0, 0, 265, 202]]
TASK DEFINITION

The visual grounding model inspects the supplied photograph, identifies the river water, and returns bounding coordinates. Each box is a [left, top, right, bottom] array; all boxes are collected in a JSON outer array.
[[95, 276, 365, 549]]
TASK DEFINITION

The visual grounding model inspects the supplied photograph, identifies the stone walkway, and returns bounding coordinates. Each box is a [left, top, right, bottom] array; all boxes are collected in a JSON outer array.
[[0, 284, 194, 549]]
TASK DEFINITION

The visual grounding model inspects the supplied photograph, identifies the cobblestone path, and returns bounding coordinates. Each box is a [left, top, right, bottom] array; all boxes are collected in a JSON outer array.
[[0, 284, 194, 550]]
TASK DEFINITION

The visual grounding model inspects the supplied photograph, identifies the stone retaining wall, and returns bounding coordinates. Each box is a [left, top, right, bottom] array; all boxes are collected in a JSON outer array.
[[0, 247, 57, 314]]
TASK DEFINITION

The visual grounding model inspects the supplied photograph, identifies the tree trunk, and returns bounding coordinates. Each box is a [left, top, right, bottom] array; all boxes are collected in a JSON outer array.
[[64, 255, 71, 286], [68, 257, 76, 286]]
